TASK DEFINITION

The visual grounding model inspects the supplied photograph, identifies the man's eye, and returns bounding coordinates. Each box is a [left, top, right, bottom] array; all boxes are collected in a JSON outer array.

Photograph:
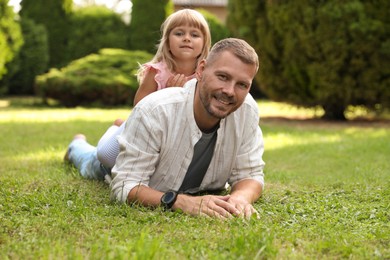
[[238, 83, 249, 89], [218, 75, 227, 81]]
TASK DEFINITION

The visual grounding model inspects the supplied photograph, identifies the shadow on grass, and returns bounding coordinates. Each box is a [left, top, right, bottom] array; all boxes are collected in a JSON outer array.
[[261, 116, 390, 129]]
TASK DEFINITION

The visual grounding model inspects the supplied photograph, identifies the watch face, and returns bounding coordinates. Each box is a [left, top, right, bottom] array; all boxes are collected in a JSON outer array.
[[161, 191, 177, 209], [163, 191, 175, 203]]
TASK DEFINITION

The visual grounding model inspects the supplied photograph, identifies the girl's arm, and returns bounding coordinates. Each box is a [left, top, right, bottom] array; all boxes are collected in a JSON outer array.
[[134, 68, 159, 105]]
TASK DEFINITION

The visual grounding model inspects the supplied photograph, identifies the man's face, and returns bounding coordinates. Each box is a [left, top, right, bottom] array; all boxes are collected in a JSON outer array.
[[196, 51, 257, 121]]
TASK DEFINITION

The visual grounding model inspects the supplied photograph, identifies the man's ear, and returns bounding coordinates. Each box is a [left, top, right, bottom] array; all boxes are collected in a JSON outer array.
[[196, 59, 206, 80]]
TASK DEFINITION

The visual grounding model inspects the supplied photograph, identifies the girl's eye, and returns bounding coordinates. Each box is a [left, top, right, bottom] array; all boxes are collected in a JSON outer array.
[[191, 32, 200, 38], [174, 31, 184, 36]]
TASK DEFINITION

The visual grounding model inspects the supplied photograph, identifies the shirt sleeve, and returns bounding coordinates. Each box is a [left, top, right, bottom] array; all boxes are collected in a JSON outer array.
[[109, 106, 162, 203], [228, 101, 265, 189]]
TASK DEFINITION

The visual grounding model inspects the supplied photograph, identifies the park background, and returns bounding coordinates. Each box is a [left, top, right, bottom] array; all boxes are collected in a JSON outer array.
[[1, 0, 389, 259]]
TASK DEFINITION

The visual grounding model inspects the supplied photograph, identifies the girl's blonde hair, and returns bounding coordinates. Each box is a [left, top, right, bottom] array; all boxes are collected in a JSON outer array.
[[137, 9, 211, 82]]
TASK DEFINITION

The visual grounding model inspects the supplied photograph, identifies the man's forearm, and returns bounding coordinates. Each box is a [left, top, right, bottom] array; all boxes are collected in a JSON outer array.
[[128, 187, 237, 218], [230, 179, 262, 203], [127, 185, 164, 207]]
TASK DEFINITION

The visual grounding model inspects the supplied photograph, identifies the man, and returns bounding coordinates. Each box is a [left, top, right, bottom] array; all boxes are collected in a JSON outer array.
[[110, 38, 265, 219]]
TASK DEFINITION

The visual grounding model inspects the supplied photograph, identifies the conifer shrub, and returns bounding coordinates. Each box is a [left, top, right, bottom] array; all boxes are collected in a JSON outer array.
[[35, 49, 152, 107], [20, 0, 72, 68], [197, 9, 230, 44], [0, 0, 23, 93], [128, 0, 170, 53], [67, 6, 129, 62], [228, 0, 390, 120], [3, 18, 49, 95]]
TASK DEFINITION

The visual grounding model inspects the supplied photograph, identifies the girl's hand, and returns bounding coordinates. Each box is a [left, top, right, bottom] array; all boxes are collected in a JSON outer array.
[[166, 74, 187, 87]]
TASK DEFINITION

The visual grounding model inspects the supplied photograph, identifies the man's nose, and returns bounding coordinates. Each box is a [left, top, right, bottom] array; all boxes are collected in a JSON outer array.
[[221, 82, 235, 96]]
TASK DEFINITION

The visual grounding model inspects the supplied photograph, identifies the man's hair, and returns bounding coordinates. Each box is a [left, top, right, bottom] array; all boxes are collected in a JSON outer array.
[[206, 38, 259, 72]]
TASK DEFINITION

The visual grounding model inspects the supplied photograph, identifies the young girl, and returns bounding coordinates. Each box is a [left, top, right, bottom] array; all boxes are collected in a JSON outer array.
[[96, 9, 211, 171]]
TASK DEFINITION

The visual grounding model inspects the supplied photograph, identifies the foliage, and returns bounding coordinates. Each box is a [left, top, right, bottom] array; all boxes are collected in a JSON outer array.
[[128, 0, 171, 53], [197, 9, 230, 44], [0, 0, 23, 91], [67, 6, 129, 62], [35, 49, 152, 107], [228, 0, 390, 120], [0, 101, 389, 259], [1, 18, 49, 95], [20, 0, 73, 68]]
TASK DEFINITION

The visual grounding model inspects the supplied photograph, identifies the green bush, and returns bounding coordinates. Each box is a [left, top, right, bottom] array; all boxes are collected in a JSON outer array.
[[67, 6, 129, 62], [0, 0, 23, 92], [197, 9, 230, 44], [35, 49, 152, 107], [20, 0, 72, 68], [228, 0, 390, 120], [3, 18, 49, 95], [128, 0, 170, 53]]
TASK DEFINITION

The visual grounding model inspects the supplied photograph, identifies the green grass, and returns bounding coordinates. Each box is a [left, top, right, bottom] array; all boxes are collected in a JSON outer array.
[[0, 97, 389, 259]]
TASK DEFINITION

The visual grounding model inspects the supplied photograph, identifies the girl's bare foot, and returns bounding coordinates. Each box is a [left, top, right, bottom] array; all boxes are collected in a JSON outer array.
[[73, 134, 86, 140], [113, 119, 124, 126]]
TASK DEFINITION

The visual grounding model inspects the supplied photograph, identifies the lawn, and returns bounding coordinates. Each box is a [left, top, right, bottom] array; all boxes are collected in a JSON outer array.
[[0, 97, 389, 259]]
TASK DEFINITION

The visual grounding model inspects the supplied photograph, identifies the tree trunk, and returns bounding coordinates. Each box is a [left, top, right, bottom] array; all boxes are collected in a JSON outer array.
[[322, 103, 346, 121]]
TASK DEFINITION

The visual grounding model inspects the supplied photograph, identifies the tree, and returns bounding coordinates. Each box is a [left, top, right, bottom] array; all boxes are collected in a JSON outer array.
[[128, 0, 172, 53], [228, 0, 390, 120], [35, 49, 152, 107], [0, 0, 23, 91], [67, 6, 129, 61], [3, 18, 49, 95], [20, 0, 73, 68], [197, 9, 230, 45]]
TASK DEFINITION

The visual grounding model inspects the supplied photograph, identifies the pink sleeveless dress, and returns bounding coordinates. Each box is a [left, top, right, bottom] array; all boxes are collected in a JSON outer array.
[[144, 61, 196, 90]]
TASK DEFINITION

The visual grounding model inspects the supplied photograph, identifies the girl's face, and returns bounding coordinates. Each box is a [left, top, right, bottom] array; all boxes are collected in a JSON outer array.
[[168, 25, 204, 62]]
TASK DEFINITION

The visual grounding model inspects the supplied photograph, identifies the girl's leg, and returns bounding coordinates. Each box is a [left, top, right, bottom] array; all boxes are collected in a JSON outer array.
[[96, 122, 125, 169], [65, 134, 105, 180]]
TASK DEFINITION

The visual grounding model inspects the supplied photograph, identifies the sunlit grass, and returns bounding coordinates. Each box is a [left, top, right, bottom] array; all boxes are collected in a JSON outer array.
[[0, 108, 131, 123], [258, 100, 324, 119], [1, 96, 388, 121]]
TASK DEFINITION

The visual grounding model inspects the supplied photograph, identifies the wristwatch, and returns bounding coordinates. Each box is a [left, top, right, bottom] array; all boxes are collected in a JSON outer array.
[[160, 191, 178, 210]]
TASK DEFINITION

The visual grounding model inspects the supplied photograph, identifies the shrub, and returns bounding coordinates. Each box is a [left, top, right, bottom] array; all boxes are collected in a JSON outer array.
[[0, 0, 23, 93], [3, 18, 49, 95], [197, 9, 230, 44], [67, 6, 129, 62], [35, 49, 152, 107], [228, 0, 390, 120], [20, 0, 72, 68], [128, 0, 170, 53]]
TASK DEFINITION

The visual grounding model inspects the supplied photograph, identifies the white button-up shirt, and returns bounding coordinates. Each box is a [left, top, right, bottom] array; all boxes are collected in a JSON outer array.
[[110, 79, 265, 203]]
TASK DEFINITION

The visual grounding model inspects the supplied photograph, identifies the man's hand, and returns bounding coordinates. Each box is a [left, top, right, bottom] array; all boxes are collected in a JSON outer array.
[[227, 195, 259, 220], [229, 179, 263, 219], [166, 74, 187, 87], [127, 180, 262, 220], [173, 194, 241, 219]]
